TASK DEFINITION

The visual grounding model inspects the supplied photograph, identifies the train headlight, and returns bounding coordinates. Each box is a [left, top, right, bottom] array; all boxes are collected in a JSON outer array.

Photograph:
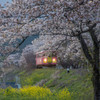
[[52, 58, 57, 63], [43, 58, 47, 63]]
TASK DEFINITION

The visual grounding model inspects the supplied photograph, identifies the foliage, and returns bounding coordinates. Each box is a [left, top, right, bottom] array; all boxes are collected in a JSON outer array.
[[19, 68, 93, 100], [0, 86, 71, 100], [0, 68, 93, 100]]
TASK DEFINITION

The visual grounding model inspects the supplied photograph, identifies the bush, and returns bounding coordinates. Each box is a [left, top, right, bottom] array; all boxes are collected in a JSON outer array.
[[0, 86, 71, 100]]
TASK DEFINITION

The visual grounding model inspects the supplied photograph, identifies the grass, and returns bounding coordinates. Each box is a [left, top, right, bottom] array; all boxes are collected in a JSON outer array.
[[0, 68, 94, 100], [19, 68, 56, 86], [19, 68, 94, 100]]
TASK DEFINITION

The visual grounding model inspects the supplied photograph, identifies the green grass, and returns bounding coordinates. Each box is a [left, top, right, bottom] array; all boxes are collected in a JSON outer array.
[[0, 68, 94, 100], [0, 96, 59, 100], [0, 96, 69, 100], [19, 68, 94, 100], [20, 68, 56, 86], [52, 69, 93, 100]]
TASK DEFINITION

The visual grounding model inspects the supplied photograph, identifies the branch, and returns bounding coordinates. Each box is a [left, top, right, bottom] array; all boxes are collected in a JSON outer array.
[[74, 23, 97, 36], [89, 29, 99, 49], [16, 36, 28, 49], [54, 38, 67, 50], [36, 32, 76, 37], [64, 0, 89, 13], [77, 34, 93, 64]]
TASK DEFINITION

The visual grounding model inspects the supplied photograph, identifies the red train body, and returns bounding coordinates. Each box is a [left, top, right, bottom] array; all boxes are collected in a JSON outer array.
[[36, 50, 57, 67]]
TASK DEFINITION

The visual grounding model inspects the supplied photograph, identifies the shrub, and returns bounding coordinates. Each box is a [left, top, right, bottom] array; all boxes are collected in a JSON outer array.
[[0, 86, 71, 100]]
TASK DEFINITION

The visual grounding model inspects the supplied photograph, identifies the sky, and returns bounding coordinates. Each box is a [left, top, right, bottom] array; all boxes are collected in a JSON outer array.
[[0, 0, 12, 6]]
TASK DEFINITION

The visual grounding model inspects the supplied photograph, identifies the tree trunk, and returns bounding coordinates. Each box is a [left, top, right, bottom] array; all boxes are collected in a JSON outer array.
[[92, 63, 100, 100], [77, 32, 100, 100], [89, 28, 100, 100], [92, 41, 100, 100]]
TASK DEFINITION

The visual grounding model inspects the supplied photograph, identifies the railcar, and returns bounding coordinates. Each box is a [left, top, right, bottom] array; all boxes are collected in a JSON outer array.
[[36, 50, 57, 67]]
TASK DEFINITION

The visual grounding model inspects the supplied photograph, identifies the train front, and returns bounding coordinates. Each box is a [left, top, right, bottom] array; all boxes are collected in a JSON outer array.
[[36, 50, 57, 67]]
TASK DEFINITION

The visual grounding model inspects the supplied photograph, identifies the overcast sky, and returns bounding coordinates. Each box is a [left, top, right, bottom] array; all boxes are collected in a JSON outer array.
[[0, 0, 12, 6]]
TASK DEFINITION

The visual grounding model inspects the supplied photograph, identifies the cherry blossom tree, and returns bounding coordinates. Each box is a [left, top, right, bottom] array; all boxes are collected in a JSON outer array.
[[0, 0, 100, 99], [62, 1, 100, 100]]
